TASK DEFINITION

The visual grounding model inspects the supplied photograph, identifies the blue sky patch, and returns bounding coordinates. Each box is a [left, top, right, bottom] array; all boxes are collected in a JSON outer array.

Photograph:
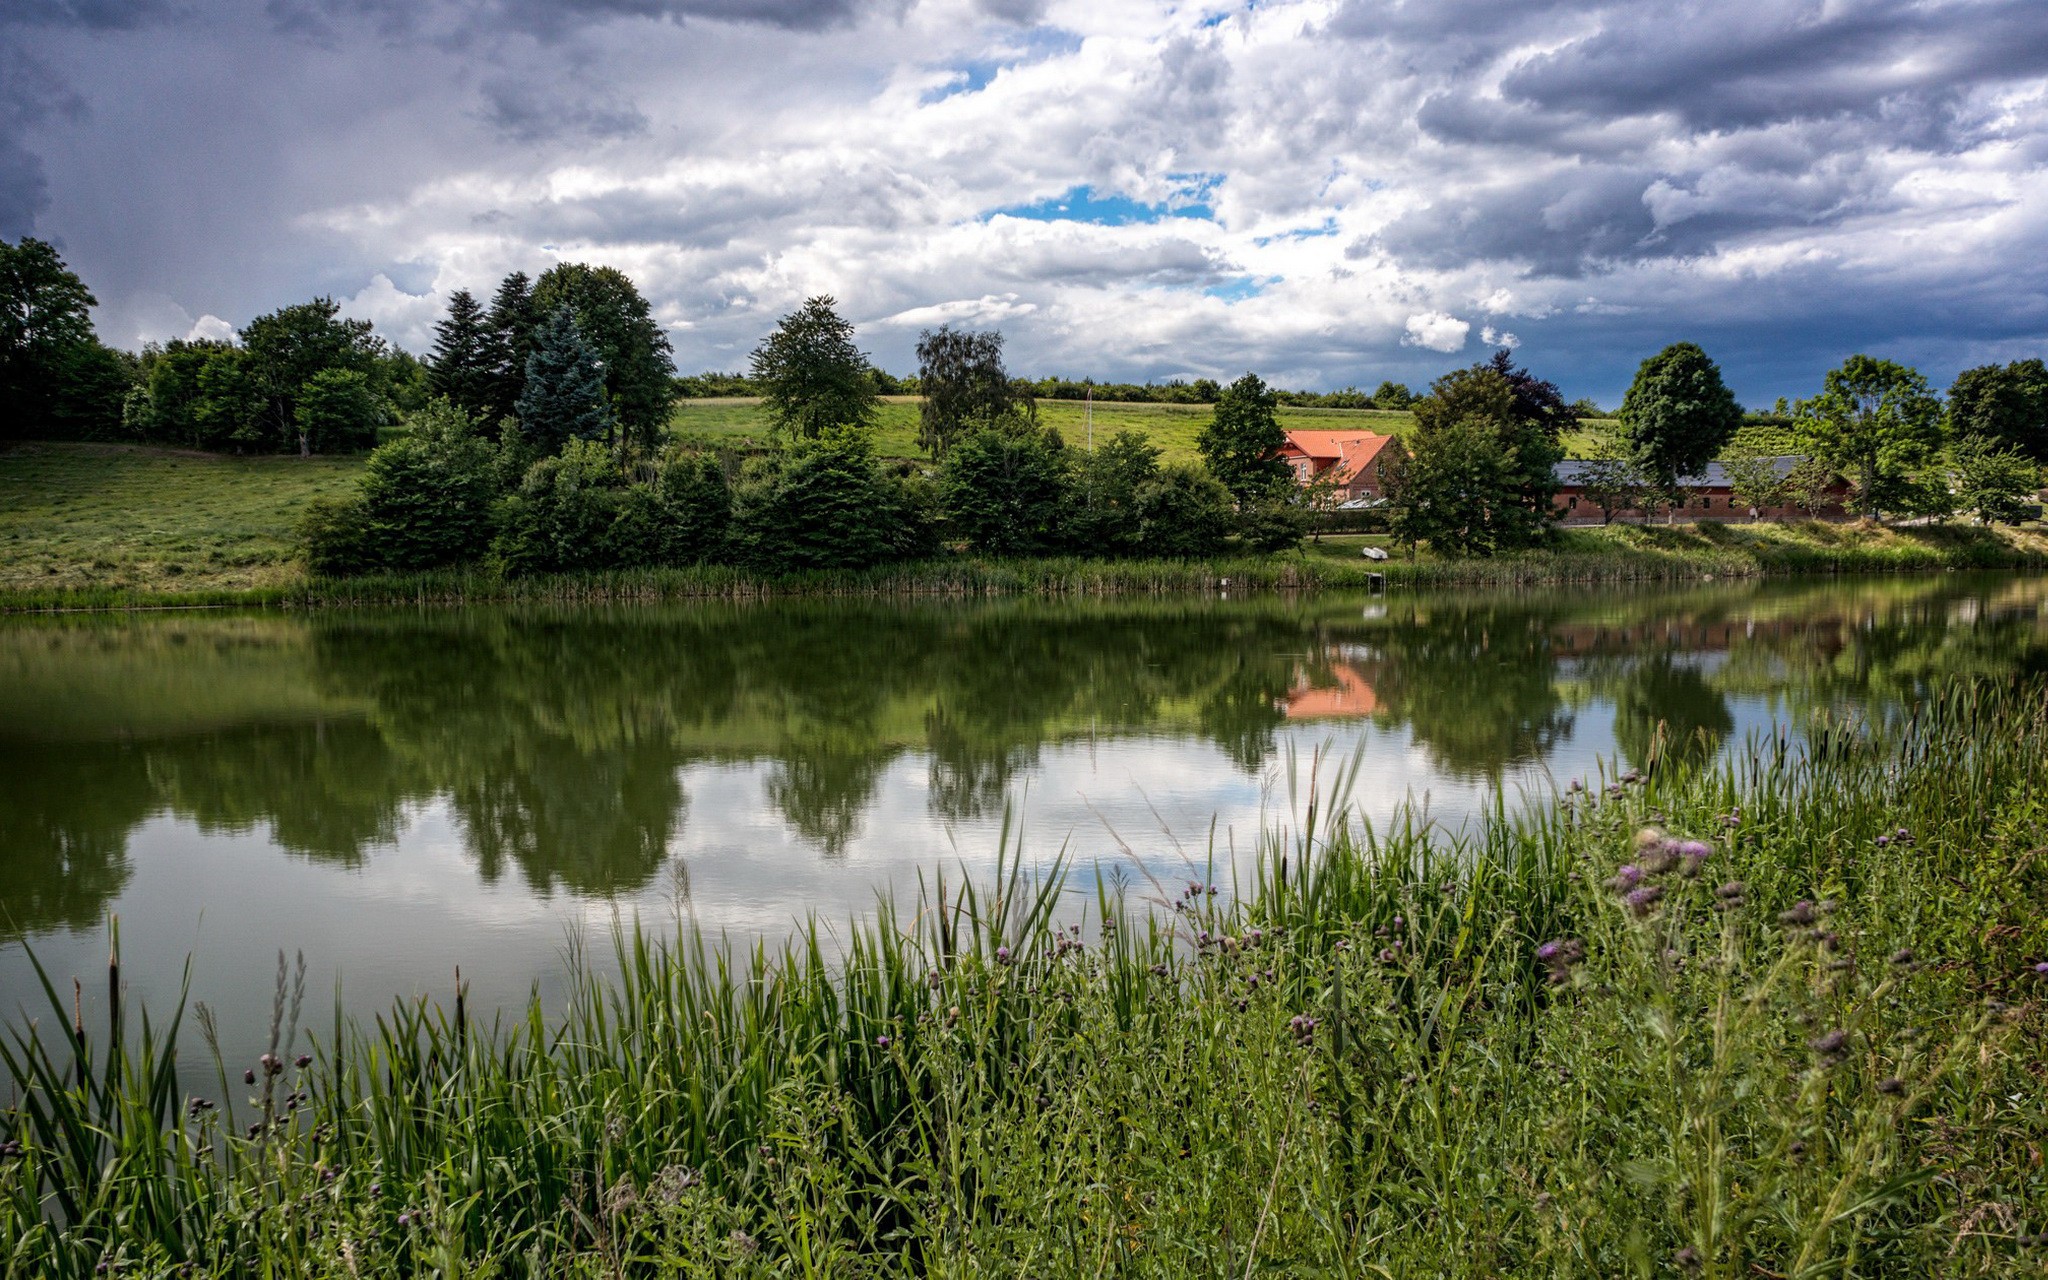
[[990, 176, 1222, 226], [1253, 218, 1339, 247], [922, 27, 1085, 104], [1203, 276, 1275, 302]]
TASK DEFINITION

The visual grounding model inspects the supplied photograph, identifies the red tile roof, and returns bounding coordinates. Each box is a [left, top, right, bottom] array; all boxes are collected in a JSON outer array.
[[1277, 430, 1397, 489]]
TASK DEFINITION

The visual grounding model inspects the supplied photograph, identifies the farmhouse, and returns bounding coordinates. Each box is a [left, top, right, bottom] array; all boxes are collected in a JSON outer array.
[[1552, 457, 1852, 525], [1275, 430, 1400, 502]]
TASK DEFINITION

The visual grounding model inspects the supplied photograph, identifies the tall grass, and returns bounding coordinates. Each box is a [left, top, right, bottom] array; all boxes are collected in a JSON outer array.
[[3, 681, 2046, 1275]]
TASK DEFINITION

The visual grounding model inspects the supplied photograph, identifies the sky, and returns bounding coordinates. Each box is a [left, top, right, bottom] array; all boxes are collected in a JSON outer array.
[[7, 0, 2048, 405]]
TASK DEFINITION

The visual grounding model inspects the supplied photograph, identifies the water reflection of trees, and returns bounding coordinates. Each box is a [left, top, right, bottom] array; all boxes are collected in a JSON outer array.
[[4, 576, 2046, 929]]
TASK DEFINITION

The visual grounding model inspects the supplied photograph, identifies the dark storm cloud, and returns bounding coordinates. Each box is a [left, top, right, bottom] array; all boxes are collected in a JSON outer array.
[[491, 0, 869, 36], [2, 0, 171, 29], [479, 77, 649, 143], [0, 49, 84, 238], [975, 0, 1047, 24], [1500, 1, 2048, 137]]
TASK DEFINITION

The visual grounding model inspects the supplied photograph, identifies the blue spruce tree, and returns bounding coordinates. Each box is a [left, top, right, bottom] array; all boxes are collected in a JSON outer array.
[[515, 304, 614, 454]]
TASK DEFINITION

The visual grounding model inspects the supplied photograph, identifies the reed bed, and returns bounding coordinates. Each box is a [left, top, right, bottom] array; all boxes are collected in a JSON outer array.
[[3, 681, 2047, 1276], [12, 521, 2048, 614]]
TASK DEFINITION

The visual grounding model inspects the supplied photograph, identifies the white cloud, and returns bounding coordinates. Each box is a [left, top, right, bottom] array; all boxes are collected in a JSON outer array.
[[1480, 325, 1519, 348], [15, 0, 2048, 402], [187, 314, 237, 343], [1403, 311, 1471, 353]]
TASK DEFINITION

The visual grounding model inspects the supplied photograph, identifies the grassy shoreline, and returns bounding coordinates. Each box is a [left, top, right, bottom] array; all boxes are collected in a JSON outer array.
[[4, 520, 2047, 613], [4, 679, 2045, 1274]]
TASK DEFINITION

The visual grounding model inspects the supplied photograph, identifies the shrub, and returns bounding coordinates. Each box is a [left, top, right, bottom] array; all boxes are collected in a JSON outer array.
[[298, 497, 380, 577], [1065, 431, 1159, 557], [354, 401, 501, 570], [653, 449, 733, 564], [1236, 492, 1312, 553], [1136, 464, 1233, 557], [730, 429, 937, 571], [492, 439, 629, 576], [939, 425, 1072, 557]]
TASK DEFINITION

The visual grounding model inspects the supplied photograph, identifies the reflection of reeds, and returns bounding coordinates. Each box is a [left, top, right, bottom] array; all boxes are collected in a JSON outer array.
[[3, 681, 2047, 1273]]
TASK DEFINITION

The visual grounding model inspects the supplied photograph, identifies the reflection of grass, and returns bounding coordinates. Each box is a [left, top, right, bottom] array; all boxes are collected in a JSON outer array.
[[0, 443, 361, 595], [670, 396, 1418, 462], [4, 679, 2042, 1273]]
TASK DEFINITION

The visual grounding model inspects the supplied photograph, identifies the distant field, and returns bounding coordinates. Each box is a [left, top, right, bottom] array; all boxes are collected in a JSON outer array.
[[0, 443, 362, 594], [671, 396, 1419, 463]]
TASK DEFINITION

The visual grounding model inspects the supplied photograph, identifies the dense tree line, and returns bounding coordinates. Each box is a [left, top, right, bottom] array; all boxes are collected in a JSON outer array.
[[0, 238, 138, 441], [1562, 345, 2044, 529]]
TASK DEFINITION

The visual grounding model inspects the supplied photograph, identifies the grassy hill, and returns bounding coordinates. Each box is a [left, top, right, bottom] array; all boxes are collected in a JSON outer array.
[[671, 396, 1418, 463]]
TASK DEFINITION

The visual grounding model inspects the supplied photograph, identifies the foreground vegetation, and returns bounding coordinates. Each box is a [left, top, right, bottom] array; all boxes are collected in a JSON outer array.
[[4, 679, 2046, 1275]]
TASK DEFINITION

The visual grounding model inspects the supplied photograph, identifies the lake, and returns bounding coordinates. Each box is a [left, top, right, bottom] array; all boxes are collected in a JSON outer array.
[[4, 575, 2045, 1062]]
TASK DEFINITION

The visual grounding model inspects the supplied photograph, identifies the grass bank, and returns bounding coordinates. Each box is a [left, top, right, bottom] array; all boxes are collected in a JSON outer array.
[[7, 441, 2047, 612], [5, 679, 2046, 1276]]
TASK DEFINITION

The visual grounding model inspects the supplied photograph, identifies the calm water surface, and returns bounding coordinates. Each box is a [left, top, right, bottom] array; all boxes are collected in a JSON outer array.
[[4, 576, 2045, 1061]]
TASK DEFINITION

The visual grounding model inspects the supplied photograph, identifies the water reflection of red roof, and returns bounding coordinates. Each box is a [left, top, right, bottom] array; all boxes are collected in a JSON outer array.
[[1280, 662, 1378, 719]]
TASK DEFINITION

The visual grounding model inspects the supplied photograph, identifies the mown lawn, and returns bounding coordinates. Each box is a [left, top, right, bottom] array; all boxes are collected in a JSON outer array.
[[0, 442, 363, 595]]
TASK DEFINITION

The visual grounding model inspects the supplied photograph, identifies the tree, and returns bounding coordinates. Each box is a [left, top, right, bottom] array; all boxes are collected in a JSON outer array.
[[1372, 381, 1413, 410], [241, 297, 386, 454], [1617, 343, 1744, 503], [1781, 457, 1841, 519], [429, 289, 496, 420], [1, 236, 128, 441], [940, 425, 1072, 557], [1948, 360, 2048, 463], [1387, 416, 1515, 554], [915, 326, 1028, 457], [295, 368, 385, 454], [1794, 355, 1944, 519], [1135, 465, 1234, 558], [191, 346, 267, 450], [531, 263, 676, 452], [1949, 436, 2039, 525], [1393, 359, 1562, 552], [749, 295, 877, 440], [1573, 454, 1654, 524], [1067, 431, 1161, 556], [1483, 349, 1571, 544], [729, 428, 937, 571], [484, 272, 539, 426], [1197, 372, 1288, 505], [1720, 452, 1788, 519], [516, 305, 614, 455]]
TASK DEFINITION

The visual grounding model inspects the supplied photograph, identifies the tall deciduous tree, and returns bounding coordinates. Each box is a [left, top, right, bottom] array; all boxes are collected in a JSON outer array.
[[1949, 436, 2039, 525], [1794, 354, 1944, 518], [531, 263, 676, 452], [1197, 372, 1288, 505], [1, 236, 128, 440], [915, 326, 1026, 457], [429, 289, 496, 421], [749, 296, 877, 439], [295, 368, 385, 454], [1392, 358, 1562, 552], [240, 297, 386, 454], [1617, 342, 1744, 499], [516, 306, 614, 455], [1947, 359, 2048, 463]]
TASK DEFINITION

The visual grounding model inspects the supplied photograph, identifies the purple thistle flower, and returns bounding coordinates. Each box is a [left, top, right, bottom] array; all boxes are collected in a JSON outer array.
[[1536, 941, 1563, 961], [2033, 962, 2048, 977], [1809, 1029, 1849, 1055], [1609, 864, 1644, 893], [1875, 834, 1890, 847], [875, 1034, 891, 1048], [994, 945, 1012, 965], [1625, 885, 1665, 916]]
